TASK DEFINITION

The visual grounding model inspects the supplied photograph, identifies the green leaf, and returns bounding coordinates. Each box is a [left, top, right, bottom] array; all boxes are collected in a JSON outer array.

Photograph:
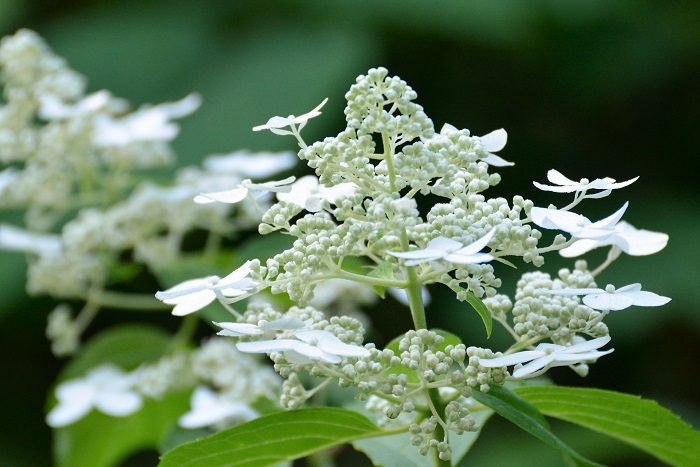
[[465, 292, 492, 338], [159, 407, 385, 467], [367, 261, 395, 299], [515, 386, 700, 467], [472, 385, 601, 467], [353, 409, 494, 466]]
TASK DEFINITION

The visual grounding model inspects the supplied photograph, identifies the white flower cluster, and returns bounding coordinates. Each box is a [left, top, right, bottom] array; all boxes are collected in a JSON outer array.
[[152, 67, 671, 460], [46, 338, 280, 431]]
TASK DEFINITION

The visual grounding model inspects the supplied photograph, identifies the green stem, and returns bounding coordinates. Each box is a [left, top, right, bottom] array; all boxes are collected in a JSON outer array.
[[428, 388, 450, 467], [167, 314, 198, 352]]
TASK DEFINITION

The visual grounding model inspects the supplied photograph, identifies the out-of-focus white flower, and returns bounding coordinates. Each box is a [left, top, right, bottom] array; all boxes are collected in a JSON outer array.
[[214, 317, 307, 337], [0, 167, 18, 194], [559, 221, 669, 257], [236, 329, 370, 365], [39, 90, 111, 120], [389, 228, 496, 266], [544, 283, 671, 311], [155, 262, 257, 316], [46, 365, 142, 427], [533, 170, 638, 198], [193, 176, 295, 205], [276, 175, 357, 212], [530, 203, 628, 240], [437, 124, 513, 167], [203, 150, 297, 178], [253, 98, 328, 135], [478, 336, 613, 379], [178, 386, 258, 429], [0, 223, 61, 256], [93, 93, 201, 146]]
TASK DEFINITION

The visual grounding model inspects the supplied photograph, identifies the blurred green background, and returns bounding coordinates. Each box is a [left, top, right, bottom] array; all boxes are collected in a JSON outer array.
[[1, 1, 698, 465]]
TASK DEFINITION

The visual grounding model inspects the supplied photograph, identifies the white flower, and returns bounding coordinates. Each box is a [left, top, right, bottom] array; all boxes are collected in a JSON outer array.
[[203, 150, 297, 178], [46, 365, 142, 427], [178, 386, 258, 429], [93, 93, 201, 146], [388, 228, 497, 266], [559, 221, 669, 257], [478, 336, 613, 379], [534, 169, 638, 197], [437, 124, 513, 166], [39, 90, 111, 120], [0, 223, 61, 256], [544, 283, 671, 311], [193, 176, 295, 205], [530, 202, 628, 240], [253, 98, 328, 135], [0, 167, 18, 194], [236, 329, 370, 365], [214, 317, 307, 337], [155, 262, 257, 316], [276, 175, 357, 212]]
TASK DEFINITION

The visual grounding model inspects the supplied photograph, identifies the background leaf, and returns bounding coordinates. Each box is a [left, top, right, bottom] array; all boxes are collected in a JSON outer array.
[[515, 385, 700, 467], [159, 407, 384, 467], [465, 292, 492, 338]]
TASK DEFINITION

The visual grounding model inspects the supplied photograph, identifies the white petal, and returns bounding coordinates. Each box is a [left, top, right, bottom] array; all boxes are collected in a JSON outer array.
[[625, 290, 671, 307], [94, 391, 142, 417], [546, 169, 578, 187], [204, 150, 297, 178], [583, 293, 634, 311], [158, 93, 202, 119], [458, 228, 497, 254], [294, 98, 329, 123], [613, 222, 668, 256], [294, 330, 370, 358], [260, 317, 307, 330], [46, 397, 94, 427], [0, 224, 62, 256], [155, 278, 213, 301], [217, 263, 253, 288], [170, 291, 216, 315], [194, 187, 248, 204], [560, 336, 611, 353], [512, 354, 556, 378], [478, 350, 545, 368], [439, 123, 459, 135], [530, 207, 589, 232], [588, 202, 628, 230], [215, 322, 264, 336], [532, 181, 579, 193], [443, 252, 494, 264], [559, 239, 602, 257], [480, 153, 514, 167], [480, 129, 507, 152], [551, 349, 613, 365]]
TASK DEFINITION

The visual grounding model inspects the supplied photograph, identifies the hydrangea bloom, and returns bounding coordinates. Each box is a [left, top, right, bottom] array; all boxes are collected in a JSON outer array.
[[178, 386, 258, 429], [46, 365, 142, 427], [534, 169, 638, 197], [155, 262, 257, 315], [193, 176, 295, 205], [436, 124, 513, 166], [253, 98, 328, 135], [236, 329, 370, 364], [389, 228, 496, 266], [544, 283, 671, 311], [478, 336, 613, 378]]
